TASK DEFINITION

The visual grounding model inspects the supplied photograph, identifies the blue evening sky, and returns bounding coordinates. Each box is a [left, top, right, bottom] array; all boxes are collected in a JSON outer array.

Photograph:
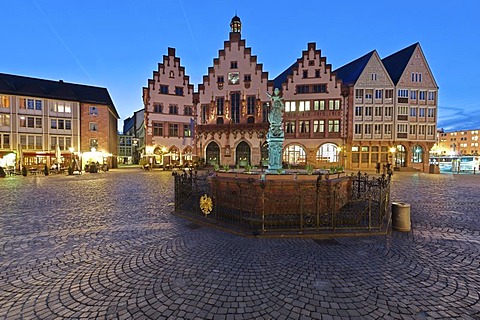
[[2, 1, 479, 131]]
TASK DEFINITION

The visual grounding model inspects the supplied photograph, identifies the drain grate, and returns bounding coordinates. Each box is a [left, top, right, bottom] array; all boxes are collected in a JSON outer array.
[[313, 238, 340, 246]]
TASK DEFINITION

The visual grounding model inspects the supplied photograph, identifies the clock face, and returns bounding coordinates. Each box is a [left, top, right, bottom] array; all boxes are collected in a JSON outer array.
[[228, 72, 240, 85]]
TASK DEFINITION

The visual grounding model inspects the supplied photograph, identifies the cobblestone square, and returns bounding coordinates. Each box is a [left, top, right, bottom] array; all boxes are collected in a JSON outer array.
[[0, 170, 479, 319]]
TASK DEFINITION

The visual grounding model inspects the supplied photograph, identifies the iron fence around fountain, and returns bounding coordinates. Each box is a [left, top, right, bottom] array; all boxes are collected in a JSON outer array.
[[173, 170, 391, 236]]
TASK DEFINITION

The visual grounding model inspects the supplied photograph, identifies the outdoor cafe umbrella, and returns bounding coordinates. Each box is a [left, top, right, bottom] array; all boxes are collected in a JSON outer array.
[[17, 143, 23, 170], [55, 144, 61, 168]]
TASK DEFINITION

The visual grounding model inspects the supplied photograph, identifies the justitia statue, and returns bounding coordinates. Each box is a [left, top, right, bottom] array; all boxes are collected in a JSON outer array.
[[266, 88, 285, 173], [266, 88, 284, 138]]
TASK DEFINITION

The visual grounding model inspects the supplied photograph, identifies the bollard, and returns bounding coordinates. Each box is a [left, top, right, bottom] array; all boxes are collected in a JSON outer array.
[[392, 202, 411, 232]]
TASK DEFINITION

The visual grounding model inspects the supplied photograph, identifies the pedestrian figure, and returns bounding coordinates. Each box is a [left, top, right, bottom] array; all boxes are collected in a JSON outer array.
[[386, 162, 392, 176], [376, 162, 381, 174]]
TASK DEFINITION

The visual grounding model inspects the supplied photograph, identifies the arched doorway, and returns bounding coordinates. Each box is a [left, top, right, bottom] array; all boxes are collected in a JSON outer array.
[[411, 145, 423, 163], [153, 146, 164, 165], [316, 143, 338, 163], [282, 144, 306, 166], [236, 141, 251, 167], [167, 146, 180, 167], [395, 145, 407, 167], [206, 142, 220, 166], [182, 146, 193, 166]]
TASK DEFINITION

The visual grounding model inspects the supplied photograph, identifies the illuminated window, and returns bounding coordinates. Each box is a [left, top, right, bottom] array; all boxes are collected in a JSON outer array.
[[0, 95, 10, 108], [316, 143, 338, 162], [313, 120, 324, 133], [283, 144, 306, 165]]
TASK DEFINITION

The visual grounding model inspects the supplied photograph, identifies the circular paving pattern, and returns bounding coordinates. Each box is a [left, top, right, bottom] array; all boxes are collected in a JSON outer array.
[[0, 170, 479, 319]]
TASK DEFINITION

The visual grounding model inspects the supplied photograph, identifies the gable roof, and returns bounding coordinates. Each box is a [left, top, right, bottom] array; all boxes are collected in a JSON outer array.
[[382, 43, 418, 85], [333, 51, 375, 86], [0, 73, 119, 118], [272, 61, 298, 90]]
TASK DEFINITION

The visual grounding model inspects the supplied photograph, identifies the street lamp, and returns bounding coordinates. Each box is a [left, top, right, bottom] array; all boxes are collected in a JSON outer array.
[[132, 138, 139, 164]]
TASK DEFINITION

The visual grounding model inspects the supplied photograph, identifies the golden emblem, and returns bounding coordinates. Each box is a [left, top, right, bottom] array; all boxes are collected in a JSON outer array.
[[200, 194, 213, 216]]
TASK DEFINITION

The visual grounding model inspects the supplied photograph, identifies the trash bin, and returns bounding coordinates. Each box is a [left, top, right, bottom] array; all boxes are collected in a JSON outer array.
[[392, 202, 411, 232]]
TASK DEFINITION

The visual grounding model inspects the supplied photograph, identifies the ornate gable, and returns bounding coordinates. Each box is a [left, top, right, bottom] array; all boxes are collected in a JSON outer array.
[[197, 20, 271, 126], [397, 45, 438, 89], [279, 43, 342, 100], [142, 48, 195, 145], [356, 51, 394, 88]]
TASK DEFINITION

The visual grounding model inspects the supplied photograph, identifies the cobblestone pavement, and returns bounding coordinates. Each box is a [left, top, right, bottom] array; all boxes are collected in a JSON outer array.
[[0, 169, 479, 319]]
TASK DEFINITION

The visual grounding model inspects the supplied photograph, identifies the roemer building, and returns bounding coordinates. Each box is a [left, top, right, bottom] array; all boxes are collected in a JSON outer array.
[[143, 15, 438, 172]]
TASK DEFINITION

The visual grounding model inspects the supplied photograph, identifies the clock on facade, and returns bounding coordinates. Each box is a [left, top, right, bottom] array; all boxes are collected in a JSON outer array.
[[228, 72, 240, 85]]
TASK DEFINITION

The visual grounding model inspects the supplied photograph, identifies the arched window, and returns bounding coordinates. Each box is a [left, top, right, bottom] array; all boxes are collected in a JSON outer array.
[[411, 145, 423, 163], [183, 146, 193, 162], [282, 144, 306, 165], [316, 143, 338, 162], [236, 141, 251, 167], [153, 146, 166, 164], [169, 147, 180, 165], [206, 142, 220, 165]]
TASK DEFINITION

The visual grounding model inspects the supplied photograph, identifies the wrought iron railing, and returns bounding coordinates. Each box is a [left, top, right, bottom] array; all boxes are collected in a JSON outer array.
[[174, 170, 391, 235]]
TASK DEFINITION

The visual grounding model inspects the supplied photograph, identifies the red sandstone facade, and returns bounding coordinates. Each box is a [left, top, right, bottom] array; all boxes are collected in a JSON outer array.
[[141, 16, 438, 172], [143, 48, 195, 166], [196, 17, 272, 167], [274, 43, 345, 168]]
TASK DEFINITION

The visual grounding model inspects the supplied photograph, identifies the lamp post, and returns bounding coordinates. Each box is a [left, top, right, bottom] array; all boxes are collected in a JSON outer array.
[[132, 138, 139, 164]]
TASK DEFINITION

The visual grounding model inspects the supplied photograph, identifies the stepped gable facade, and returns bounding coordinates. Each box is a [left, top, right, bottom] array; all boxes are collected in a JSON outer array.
[[141, 15, 438, 172], [273, 43, 345, 167], [143, 48, 196, 166], [196, 15, 273, 167]]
